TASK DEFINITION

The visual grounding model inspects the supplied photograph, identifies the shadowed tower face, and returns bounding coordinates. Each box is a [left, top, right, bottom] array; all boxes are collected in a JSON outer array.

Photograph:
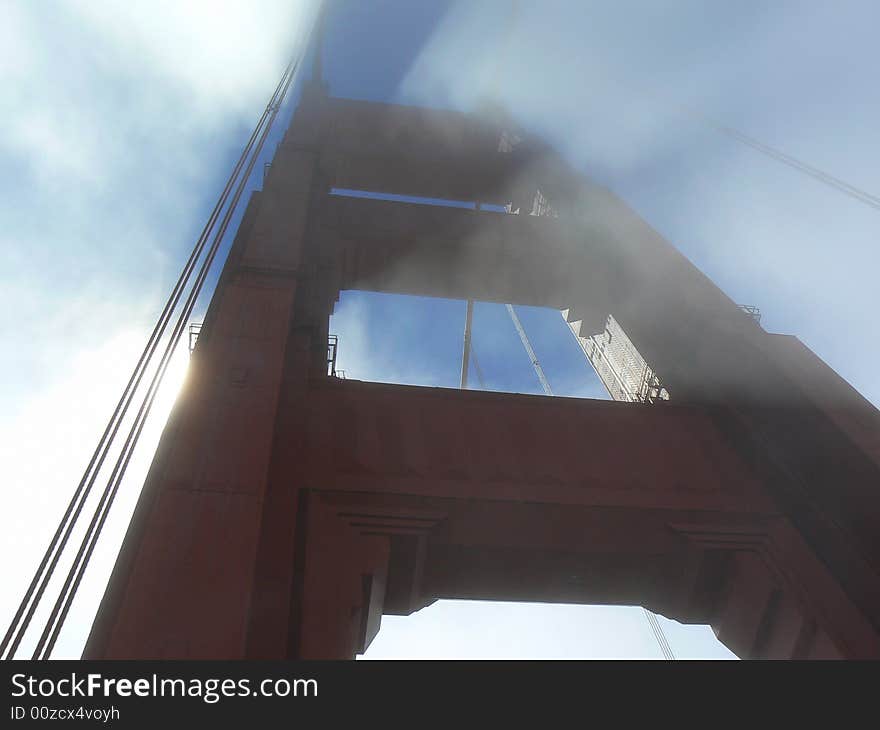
[[84, 47, 880, 660]]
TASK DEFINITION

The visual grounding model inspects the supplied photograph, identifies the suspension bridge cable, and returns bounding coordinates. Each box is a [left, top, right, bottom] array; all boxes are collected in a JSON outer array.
[[643, 608, 676, 660], [471, 344, 487, 390], [506, 304, 553, 396], [31, 45, 308, 660], [460, 299, 474, 389], [699, 115, 880, 212], [3, 3, 319, 657], [460, 1, 520, 389], [0, 66, 296, 662]]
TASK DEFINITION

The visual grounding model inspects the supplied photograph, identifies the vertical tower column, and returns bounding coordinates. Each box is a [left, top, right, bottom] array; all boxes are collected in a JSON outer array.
[[84, 84, 330, 659]]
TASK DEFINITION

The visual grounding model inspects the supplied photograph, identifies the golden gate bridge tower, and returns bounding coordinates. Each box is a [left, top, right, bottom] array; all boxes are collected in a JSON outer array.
[[8, 6, 880, 661]]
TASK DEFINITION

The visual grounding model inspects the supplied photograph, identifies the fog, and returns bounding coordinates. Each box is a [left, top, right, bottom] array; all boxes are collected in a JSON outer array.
[[3, 0, 877, 660]]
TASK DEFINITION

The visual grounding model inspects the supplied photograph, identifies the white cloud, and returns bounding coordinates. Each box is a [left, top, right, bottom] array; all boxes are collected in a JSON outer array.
[[0, 0, 318, 401]]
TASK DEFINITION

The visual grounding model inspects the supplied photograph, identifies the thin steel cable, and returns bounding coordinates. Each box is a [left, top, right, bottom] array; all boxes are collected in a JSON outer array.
[[0, 65, 292, 662], [643, 608, 675, 660], [34, 43, 307, 661], [35, 99, 281, 659], [700, 116, 880, 212], [506, 304, 553, 396], [471, 344, 487, 390], [34, 0, 324, 658], [460, 299, 474, 389]]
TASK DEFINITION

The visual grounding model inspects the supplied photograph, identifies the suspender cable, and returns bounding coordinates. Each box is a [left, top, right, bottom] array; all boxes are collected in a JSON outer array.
[[30, 41, 309, 660], [460, 299, 474, 389], [506, 304, 553, 396], [471, 344, 487, 390], [460, 3, 520, 391], [0, 65, 293, 661], [643, 608, 676, 660], [698, 115, 880, 212]]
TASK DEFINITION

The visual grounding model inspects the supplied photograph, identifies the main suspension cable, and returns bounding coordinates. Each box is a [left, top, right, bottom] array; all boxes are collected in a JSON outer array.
[[2, 13, 314, 658], [0, 89, 280, 660], [643, 608, 676, 660], [30, 47, 306, 661], [471, 344, 487, 390]]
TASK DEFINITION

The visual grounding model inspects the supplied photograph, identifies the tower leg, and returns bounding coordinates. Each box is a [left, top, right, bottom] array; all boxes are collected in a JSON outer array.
[[291, 492, 390, 660]]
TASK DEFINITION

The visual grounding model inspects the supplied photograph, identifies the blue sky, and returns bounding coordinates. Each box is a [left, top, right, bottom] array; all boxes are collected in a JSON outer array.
[[3, 0, 879, 659]]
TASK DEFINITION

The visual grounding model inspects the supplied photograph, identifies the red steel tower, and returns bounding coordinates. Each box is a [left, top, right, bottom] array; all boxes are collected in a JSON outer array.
[[84, 65, 880, 660]]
